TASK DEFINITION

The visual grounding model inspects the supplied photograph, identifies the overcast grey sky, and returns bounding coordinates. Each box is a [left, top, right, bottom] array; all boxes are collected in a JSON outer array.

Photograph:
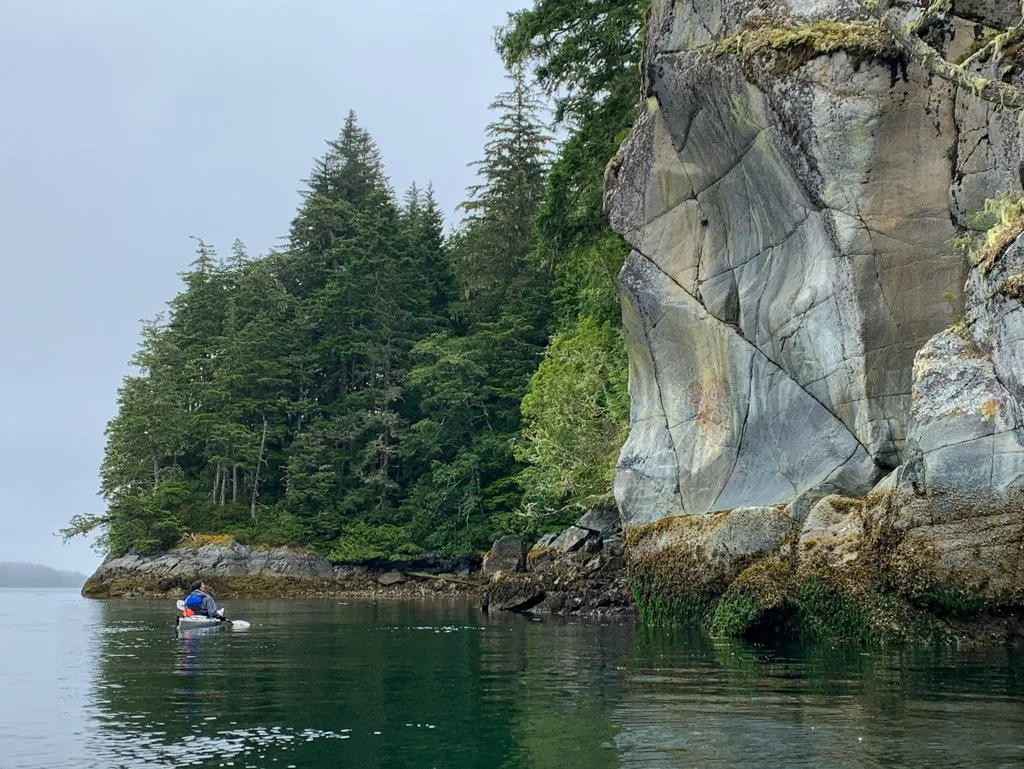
[[0, 0, 518, 574]]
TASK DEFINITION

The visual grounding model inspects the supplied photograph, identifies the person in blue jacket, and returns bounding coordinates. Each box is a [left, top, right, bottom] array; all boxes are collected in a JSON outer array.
[[183, 581, 225, 620]]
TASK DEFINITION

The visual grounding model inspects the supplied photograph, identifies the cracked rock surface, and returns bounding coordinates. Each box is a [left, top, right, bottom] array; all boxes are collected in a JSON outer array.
[[607, 0, 1024, 610]]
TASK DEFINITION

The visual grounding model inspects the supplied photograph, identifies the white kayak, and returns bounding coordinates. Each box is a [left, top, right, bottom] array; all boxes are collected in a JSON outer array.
[[175, 600, 250, 631]]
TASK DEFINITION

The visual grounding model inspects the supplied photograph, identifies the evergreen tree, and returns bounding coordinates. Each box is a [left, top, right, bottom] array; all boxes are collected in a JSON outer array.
[[64, 0, 649, 558], [499, 0, 646, 525], [454, 68, 553, 324], [401, 72, 554, 552]]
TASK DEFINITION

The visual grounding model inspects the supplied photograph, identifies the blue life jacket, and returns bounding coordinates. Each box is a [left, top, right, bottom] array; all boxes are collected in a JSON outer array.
[[184, 591, 205, 610]]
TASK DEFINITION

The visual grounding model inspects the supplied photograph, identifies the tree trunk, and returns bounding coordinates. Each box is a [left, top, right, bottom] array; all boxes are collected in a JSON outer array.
[[250, 417, 269, 523], [213, 464, 220, 501], [232, 465, 238, 505]]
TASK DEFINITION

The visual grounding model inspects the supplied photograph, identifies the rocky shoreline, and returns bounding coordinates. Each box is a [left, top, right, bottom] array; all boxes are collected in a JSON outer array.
[[83, 541, 484, 601], [82, 509, 636, 619]]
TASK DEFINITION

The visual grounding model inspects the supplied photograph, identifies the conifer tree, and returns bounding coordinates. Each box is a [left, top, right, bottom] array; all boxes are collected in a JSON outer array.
[[401, 72, 554, 552]]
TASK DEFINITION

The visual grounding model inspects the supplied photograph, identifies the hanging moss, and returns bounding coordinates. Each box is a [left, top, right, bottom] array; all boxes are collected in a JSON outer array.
[[710, 556, 795, 638], [956, 194, 1024, 272], [790, 571, 953, 645], [626, 514, 751, 628]]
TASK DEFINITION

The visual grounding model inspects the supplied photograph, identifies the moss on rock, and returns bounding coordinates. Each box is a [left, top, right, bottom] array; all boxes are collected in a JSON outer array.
[[710, 556, 795, 638], [712, 18, 897, 76], [632, 491, 1021, 645]]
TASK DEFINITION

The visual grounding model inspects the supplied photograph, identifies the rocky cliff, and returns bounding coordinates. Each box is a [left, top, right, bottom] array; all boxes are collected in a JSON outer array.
[[605, 0, 1024, 642]]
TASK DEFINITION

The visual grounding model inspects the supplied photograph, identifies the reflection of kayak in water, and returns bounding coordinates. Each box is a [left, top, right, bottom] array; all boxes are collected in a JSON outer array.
[[175, 600, 250, 631]]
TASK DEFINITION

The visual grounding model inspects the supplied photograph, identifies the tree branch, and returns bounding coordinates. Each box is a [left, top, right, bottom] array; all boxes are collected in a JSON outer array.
[[962, 25, 1024, 70], [880, 8, 1024, 111]]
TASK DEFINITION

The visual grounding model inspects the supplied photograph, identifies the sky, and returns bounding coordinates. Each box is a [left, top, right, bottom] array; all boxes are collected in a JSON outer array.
[[0, 0, 519, 575]]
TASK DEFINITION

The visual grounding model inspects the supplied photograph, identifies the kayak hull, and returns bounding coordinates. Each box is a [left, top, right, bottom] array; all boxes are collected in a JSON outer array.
[[173, 601, 248, 630]]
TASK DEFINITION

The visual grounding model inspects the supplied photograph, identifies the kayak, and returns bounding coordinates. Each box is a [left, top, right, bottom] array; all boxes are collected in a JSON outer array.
[[177, 614, 224, 629], [175, 600, 250, 631]]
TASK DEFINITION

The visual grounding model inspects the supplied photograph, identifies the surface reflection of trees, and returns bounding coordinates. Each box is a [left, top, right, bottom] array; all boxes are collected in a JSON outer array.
[[478, 612, 630, 769], [613, 630, 1024, 769], [87, 598, 530, 769]]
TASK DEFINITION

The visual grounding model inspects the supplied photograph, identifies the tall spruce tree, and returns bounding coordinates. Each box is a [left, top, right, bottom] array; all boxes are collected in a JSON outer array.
[[400, 72, 553, 553], [500, 0, 645, 524], [283, 113, 418, 544]]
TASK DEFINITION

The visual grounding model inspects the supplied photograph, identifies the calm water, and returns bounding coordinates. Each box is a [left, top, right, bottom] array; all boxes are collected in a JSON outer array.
[[3, 589, 1023, 768]]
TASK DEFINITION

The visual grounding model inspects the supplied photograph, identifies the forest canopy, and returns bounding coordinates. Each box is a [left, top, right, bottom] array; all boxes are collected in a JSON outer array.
[[63, 0, 646, 560]]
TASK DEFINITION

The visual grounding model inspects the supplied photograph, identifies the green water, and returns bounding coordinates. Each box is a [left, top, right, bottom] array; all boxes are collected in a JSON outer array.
[[3, 589, 1023, 768]]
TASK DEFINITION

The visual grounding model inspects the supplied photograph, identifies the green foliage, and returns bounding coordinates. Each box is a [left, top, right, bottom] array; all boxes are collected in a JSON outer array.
[[328, 522, 423, 562], [499, 0, 644, 533], [516, 317, 628, 521], [68, 0, 646, 561], [955, 194, 1024, 271]]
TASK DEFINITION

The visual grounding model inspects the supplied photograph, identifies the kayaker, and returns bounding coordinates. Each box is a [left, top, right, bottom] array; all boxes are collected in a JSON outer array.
[[183, 581, 225, 621]]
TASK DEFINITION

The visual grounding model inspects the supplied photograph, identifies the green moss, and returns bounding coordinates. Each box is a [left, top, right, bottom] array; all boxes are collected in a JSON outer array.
[[956, 195, 1024, 273], [629, 497, 1012, 645], [711, 591, 762, 637], [712, 19, 896, 75], [631, 582, 713, 627], [1000, 274, 1024, 302], [626, 515, 742, 628], [710, 557, 795, 638], [791, 572, 953, 645]]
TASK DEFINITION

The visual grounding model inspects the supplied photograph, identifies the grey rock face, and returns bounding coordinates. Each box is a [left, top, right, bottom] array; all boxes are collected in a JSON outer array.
[[609, 34, 962, 525], [482, 535, 526, 577], [957, 0, 1021, 28], [530, 533, 560, 552], [607, 0, 1024, 603]]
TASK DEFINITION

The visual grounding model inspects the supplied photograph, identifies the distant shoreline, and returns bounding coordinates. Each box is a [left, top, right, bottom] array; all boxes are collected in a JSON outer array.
[[0, 561, 87, 589]]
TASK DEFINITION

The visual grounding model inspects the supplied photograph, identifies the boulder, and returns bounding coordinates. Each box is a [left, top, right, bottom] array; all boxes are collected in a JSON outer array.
[[481, 535, 526, 578], [798, 496, 868, 569], [529, 533, 559, 552], [574, 507, 622, 540], [378, 571, 406, 586], [549, 525, 597, 554], [483, 575, 546, 613]]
